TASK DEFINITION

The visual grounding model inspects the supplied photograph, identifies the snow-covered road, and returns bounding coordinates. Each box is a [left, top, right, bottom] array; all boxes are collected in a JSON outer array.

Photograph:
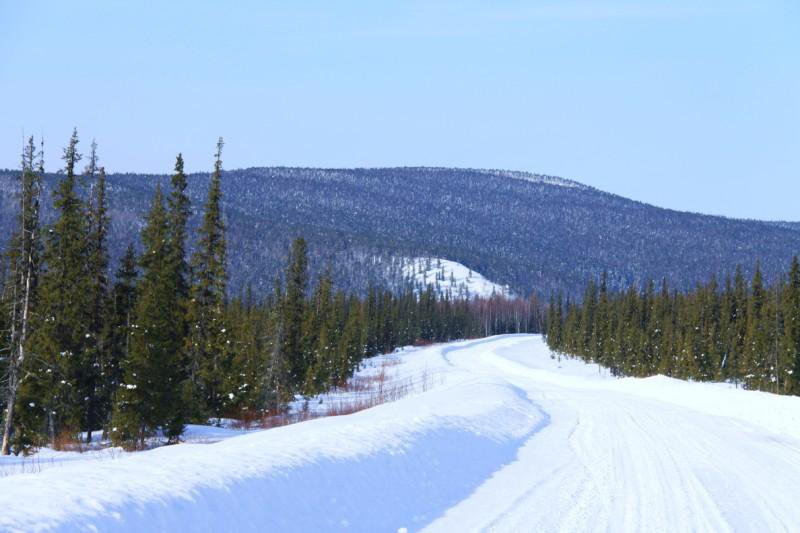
[[431, 337, 800, 532], [3, 335, 800, 532]]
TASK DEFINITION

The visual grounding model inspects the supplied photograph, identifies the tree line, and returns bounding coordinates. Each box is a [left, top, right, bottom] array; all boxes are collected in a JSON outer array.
[[546, 262, 800, 395], [0, 131, 541, 454]]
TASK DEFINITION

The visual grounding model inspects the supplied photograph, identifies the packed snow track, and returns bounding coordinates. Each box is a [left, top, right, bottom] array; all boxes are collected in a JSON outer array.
[[3, 335, 800, 532]]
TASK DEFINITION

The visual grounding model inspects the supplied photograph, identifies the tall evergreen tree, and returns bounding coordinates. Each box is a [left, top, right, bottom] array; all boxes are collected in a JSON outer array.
[[17, 129, 92, 448], [168, 153, 191, 302], [281, 237, 309, 390], [743, 263, 769, 389], [166, 154, 192, 415], [265, 276, 290, 407], [84, 144, 111, 442], [186, 139, 229, 419], [336, 295, 364, 383], [728, 266, 749, 385], [303, 270, 336, 394], [591, 273, 611, 366], [579, 280, 598, 358], [105, 243, 138, 431], [783, 257, 800, 394], [111, 186, 185, 448], [2, 137, 42, 455]]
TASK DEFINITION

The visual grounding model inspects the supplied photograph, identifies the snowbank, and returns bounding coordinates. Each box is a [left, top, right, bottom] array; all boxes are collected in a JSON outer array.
[[0, 340, 542, 532]]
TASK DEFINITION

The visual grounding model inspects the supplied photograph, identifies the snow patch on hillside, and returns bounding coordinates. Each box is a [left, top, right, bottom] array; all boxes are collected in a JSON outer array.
[[402, 257, 512, 299]]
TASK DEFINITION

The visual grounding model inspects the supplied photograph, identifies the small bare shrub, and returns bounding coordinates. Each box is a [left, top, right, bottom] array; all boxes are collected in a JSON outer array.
[[52, 430, 84, 452], [227, 408, 264, 430]]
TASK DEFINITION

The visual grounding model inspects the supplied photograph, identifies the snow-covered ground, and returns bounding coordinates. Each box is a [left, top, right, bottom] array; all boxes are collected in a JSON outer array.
[[0, 424, 248, 478], [3, 335, 800, 532], [403, 257, 511, 299]]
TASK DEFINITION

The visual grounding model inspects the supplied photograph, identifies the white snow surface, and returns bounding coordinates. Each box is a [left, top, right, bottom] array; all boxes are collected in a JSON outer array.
[[403, 257, 511, 299], [3, 335, 800, 532]]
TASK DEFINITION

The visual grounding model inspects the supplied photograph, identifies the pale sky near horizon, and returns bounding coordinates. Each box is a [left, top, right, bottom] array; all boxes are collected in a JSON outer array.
[[1, 1, 798, 220]]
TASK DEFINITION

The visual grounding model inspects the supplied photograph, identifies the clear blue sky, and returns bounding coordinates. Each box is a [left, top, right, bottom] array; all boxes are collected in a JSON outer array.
[[1, 1, 798, 220]]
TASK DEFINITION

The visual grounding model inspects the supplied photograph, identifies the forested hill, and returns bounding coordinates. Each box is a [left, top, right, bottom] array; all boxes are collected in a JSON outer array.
[[1, 166, 798, 297]]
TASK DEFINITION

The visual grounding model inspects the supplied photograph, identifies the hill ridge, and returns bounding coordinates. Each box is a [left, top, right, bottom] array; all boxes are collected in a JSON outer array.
[[1, 165, 798, 297]]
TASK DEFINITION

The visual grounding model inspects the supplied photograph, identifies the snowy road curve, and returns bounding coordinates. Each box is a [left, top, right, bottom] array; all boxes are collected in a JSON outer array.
[[429, 336, 800, 532], [2, 335, 800, 532]]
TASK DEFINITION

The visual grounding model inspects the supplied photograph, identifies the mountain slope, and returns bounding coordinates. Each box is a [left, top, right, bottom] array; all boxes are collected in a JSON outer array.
[[1, 166, 798, 297], [3, 335, 799, 531]]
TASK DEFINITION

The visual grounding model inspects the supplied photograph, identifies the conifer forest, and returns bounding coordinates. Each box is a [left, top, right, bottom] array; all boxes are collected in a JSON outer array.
[[0, 132, 540, 454], [546, 262, 800, 395]]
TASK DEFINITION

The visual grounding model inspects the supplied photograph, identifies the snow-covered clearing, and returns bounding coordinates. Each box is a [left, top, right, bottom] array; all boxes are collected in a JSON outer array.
[[3, 335, 800, 532]]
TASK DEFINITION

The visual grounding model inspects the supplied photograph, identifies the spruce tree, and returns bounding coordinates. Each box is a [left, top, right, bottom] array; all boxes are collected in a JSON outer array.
[[695, 277, 721, 381], [771, 279, 787, 393], [106, 243, 138, 426], [562, 298, 580, 355], [303, 270, 336, 393], [364, 286, 380, 356], [651, 280, 671, 375], [546, 294, 558, 344], [84, 144, 111, 442], [729, 266, 749, 385], [186, 139, 229, 420], [265, 276, 290, 407], [166, 154, 192, 415], [111, 186, 185, 448], [591, 273, 611, 366], [579, 280, 597, 358], [223, 290, 266, 416], [18, 129, 91, 448], [640, 280, 657, 375], [743, 263, 769, 390], [168, 153, 191, 302], [718, 274, 734, 380], [336, 296, 365, 383], [784, 257, 800, 394], [281, 237, 309, 390], [2, 137, 42, 455]]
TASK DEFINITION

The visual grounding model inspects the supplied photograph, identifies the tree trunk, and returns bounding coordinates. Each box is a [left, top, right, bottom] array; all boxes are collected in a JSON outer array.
[[2, 233, 36, 455], [1, 280, 20, 455], [1, 372, 18, 455]]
